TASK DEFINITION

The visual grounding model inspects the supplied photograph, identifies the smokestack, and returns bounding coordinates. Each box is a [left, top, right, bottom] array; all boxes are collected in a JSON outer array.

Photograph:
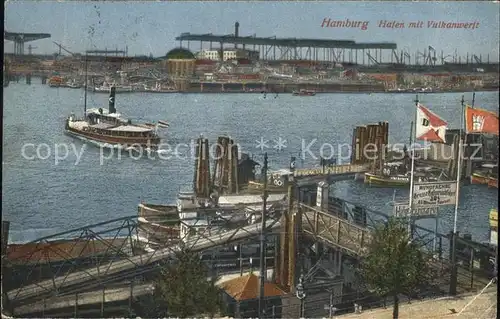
[[108, 86, 116, 114], [234, 21, 240, 49]]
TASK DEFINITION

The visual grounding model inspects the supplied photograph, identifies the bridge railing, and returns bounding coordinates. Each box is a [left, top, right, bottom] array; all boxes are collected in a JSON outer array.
[[299, 203, 371, 256], [3, 205, 284, 309], [293, 164, 366, 177]]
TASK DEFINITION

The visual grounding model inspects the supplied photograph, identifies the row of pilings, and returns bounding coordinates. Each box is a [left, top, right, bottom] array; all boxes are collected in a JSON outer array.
[[193, 136, 256, 198]]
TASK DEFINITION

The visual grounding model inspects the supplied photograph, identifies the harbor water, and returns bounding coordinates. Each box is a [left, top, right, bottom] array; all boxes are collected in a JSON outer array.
[[3, 80, 498, 243]]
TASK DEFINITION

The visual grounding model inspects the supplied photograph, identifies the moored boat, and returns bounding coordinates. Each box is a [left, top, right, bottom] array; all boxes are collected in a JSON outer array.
[[94, 82, 133, 93], [364, 172, 409, 187], [292, 89, 316, 96], [471, 163, 498, 185], [66, 80, 82, 89], [364, 162, 444, 187], [48, 76, 63, 87], [144, 82, 178, 93]]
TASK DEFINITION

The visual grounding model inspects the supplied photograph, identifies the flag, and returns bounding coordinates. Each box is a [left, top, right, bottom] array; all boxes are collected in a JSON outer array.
[[157, 120, 169, 128], [415, 103, 448, 143], [465, 105, 499, 135]]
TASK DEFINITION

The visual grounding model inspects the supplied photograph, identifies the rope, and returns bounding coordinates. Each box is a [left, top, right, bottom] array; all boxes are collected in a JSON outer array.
[[457, 277, 496, 316]]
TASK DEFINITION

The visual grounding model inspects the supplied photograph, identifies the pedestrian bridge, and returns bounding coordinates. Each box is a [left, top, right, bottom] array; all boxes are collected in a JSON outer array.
[[300, 203, 371, 256], [4, 201, 375, 309], [291, 164, 367, 187], [5, 192, 467, 313]]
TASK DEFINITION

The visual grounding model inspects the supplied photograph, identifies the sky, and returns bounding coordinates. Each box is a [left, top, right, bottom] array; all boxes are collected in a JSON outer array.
[[4, 1, 500, 62]]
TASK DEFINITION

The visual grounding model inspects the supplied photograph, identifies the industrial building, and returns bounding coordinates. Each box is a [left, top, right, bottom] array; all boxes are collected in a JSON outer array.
[[196, 48, 260, 61]]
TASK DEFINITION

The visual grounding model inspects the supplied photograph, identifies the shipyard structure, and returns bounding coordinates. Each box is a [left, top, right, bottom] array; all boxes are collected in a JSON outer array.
[[4, 23, 499, 92]]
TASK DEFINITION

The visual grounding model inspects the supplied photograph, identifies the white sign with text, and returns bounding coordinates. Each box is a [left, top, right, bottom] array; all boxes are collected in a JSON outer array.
[[412, 181, 457, 208], [393, 201, 439, 217]]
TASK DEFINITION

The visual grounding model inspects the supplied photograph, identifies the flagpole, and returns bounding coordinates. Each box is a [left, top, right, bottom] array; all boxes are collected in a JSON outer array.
[[453, 95, 465, 233], [407, 95, 418, 236], [450, 94, 465, 295]]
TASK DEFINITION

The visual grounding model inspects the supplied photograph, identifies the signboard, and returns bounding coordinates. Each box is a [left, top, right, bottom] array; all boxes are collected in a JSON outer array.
[[412, 181, 457, 208], [393, 201, 439, 217], [490, 230, 497, 247], [316, 187, 323, 207]]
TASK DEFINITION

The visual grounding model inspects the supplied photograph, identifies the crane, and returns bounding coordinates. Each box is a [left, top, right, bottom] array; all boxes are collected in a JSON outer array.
[[365, 52, 379, 65], [440, 51, 452, 64], [427, 46, 437, 65], [27, 44, 37, 55], [416, 50, 426, 65], [53, 41, 75, 57], [473, 54, 482, 64], [404, 52, 411, 65]]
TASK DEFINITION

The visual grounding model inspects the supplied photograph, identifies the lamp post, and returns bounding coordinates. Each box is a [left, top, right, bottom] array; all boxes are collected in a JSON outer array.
[[296, 274, 306, 318], [234, 244, 243, 276]]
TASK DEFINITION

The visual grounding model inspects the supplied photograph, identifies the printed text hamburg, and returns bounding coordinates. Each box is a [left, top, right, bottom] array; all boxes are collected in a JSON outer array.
[[321, 18, 480, 30]]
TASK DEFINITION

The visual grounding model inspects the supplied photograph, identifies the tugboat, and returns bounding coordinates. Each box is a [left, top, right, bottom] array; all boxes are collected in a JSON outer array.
[[65, 86, 161, 151], [292, 89, 316, 96]]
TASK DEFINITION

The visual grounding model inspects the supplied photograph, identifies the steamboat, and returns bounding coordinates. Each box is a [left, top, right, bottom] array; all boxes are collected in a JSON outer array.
[[65, 86, 161, 151]]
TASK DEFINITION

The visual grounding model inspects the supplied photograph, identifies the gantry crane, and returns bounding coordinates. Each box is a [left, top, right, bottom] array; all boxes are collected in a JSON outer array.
[[427, 46, 437, 66], [53, 41, 76, 57]]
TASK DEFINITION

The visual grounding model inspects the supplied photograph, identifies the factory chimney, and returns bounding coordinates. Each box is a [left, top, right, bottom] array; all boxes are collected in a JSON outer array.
[[234, 21, 239, 49]]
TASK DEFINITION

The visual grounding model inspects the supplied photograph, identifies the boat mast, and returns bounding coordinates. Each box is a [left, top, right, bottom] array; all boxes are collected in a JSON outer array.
[[84, 54, 88, 116]]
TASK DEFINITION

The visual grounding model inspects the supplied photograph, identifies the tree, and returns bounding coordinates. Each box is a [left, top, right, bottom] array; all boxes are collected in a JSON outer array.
[[148, 249, 224, 318], [360, 218, 431, 319]]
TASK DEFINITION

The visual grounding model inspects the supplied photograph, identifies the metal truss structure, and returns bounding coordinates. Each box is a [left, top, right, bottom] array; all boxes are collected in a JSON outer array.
[[3, 202, 285, 316], [175, 32, 397, 64], [4, 31, 51, 55], [3, 189, 496, 317]]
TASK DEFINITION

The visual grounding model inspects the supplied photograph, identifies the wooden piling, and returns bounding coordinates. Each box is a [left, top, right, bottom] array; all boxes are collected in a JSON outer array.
[[212, 136, 240, 195], [351, 121, 389, 166], [193, 137, 211, 198]]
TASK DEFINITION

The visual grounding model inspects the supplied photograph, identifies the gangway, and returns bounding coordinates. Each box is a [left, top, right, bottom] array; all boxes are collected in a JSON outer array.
[[6, 218, 281, 307], [300, 203, 371, 256]]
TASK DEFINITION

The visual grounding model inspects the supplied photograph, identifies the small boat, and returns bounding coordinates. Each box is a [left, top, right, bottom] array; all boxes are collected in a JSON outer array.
[[137, 202, 180, 247], [66, 80, 82, 89], [292, 89, 316, 96], [48, 76, 63, 87], [364, 172, 410, 187], [94, 82, 133, 93], [364, 162, 443, 187], [144, 83, 178, 93], [471, 163, 498, 185]]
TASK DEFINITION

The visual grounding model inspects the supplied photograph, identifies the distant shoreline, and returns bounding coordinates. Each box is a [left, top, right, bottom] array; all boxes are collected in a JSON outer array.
[[86, 88, 499, 94]]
